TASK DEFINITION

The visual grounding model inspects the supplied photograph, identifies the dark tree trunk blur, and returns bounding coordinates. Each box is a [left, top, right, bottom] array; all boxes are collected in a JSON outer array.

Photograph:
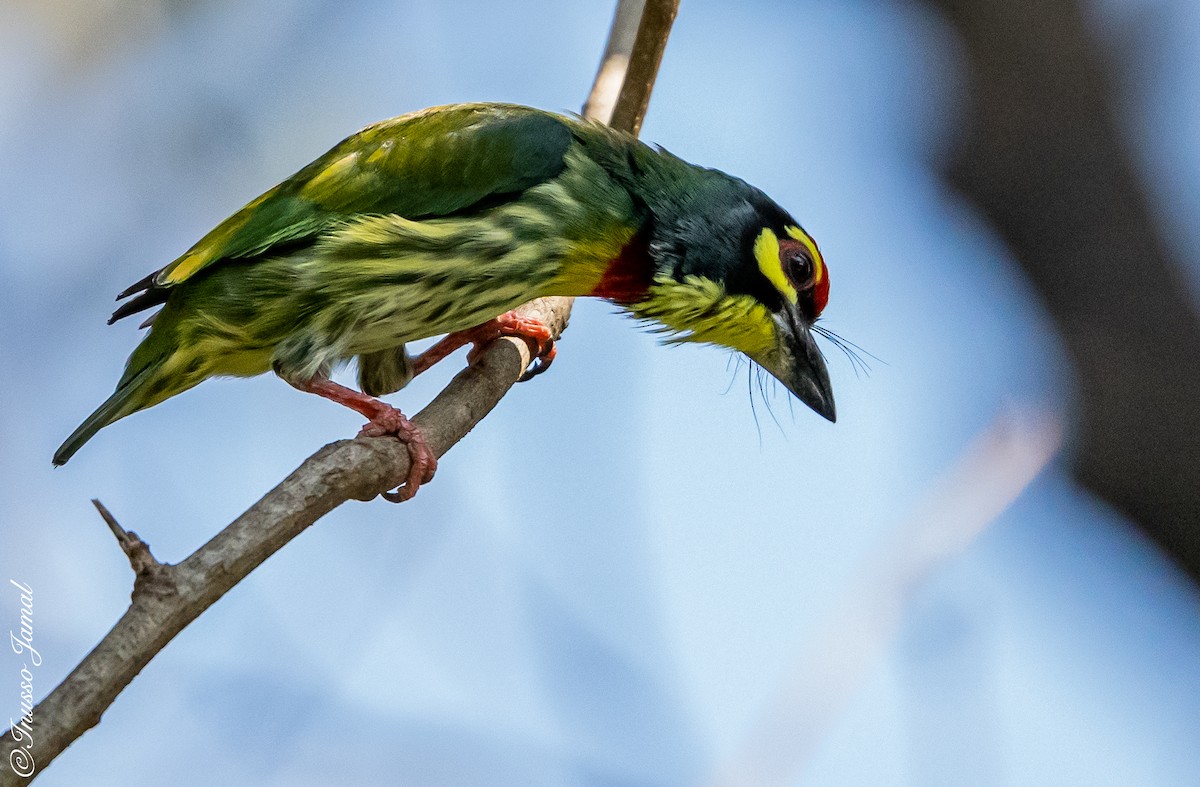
[[923, 0, 1200, 579]]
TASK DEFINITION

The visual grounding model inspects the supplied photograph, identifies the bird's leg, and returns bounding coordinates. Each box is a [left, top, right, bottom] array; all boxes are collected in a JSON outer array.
[[294, 376, 436, 503], [411, 311, 556, 382]]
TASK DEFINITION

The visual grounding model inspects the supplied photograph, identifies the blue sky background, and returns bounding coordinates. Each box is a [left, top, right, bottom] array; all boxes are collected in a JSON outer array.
[[2, 0, 1199, 784]]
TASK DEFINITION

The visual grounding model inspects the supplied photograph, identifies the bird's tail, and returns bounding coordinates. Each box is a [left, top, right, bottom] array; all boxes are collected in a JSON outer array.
[[53, 363, 159, 466]]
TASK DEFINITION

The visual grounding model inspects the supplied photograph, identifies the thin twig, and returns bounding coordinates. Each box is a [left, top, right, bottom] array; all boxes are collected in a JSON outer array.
[[89, 498, 174, 600], [610, 0, 678, 136], [583, 0, 645, 125], [90, 499, 164, 579], [0, 1, 679, 783]]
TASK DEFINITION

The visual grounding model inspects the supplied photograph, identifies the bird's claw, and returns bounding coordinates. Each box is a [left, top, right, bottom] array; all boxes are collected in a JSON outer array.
[[464, 312, 555, 383], [357, 409, 438, 503]]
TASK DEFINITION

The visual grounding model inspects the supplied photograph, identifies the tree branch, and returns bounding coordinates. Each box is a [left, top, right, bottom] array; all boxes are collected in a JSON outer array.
[[610, 0, 677, 136], [1, 2, 679, 782]]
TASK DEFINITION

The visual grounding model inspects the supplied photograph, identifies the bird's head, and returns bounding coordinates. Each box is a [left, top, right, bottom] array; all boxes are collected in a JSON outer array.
[[631, 184, 835, 421]]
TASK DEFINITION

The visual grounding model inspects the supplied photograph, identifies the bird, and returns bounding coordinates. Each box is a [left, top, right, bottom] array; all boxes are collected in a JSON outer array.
[[54, 102, 834, 501]]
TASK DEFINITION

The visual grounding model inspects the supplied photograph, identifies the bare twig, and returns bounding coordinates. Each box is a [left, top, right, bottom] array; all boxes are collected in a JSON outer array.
[[90, 498, 175, 600], [610, 0, 678, 136], [583, 0, 644, 124], [0, 1, 679, 782], [90, 499, 164, 581]]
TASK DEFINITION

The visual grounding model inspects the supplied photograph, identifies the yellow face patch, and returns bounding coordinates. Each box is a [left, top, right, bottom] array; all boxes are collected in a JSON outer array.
[[753, 228, 797, 304], [785, 224, 825, 286], [630, 274, 776, 357]]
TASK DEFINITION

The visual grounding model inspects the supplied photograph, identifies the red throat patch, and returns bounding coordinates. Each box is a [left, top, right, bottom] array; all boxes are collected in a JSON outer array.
[[588, 234, 654, 304]]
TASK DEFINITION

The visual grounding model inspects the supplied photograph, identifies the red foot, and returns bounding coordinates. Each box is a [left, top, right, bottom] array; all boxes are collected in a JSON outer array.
[[412, 311, 556, 381], [296, 377, 437, 503]]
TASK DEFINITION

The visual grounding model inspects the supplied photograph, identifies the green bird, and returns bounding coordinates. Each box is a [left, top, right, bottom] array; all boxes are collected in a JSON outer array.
[[55, 102, 834, 500]]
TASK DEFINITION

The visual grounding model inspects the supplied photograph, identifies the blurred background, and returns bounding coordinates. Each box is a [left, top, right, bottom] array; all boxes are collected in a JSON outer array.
[[2, 0, 1199, 784]]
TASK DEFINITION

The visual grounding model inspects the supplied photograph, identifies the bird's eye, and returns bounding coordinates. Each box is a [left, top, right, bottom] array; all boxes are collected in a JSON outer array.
[[786, 251, 817, 290]]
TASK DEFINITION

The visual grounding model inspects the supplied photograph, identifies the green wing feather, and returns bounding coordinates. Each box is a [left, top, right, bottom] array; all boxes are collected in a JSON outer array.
[[110, 103, 574, 322]]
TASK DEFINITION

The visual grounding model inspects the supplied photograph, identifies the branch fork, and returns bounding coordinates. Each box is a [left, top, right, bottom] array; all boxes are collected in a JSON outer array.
[[90, 500, 173, 599]]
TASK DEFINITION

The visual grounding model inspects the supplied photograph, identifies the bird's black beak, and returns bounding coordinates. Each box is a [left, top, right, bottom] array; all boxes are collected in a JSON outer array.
[[756, 309, 836, 422]]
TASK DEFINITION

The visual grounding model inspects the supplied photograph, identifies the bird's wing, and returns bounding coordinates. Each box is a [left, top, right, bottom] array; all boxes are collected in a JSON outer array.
[[111, 103, 574, 322]]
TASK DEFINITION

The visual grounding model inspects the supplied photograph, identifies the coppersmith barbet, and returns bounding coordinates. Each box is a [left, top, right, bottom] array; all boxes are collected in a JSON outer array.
[[54, 103, 835, 500]]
